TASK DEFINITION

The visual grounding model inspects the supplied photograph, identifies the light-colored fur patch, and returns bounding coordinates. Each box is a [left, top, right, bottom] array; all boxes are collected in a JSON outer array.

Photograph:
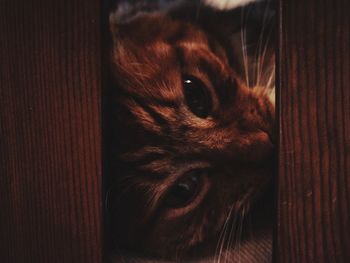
[[204, 0, 260, 10]]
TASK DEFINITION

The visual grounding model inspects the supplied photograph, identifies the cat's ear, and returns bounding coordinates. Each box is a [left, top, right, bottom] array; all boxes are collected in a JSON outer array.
[[167, 0, 275, 41], [167, 0, 276, 48], [110, 11, 172, 46], [167, 0, 242, 36]]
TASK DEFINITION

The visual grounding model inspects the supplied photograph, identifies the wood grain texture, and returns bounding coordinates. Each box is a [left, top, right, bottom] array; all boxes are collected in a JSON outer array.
[[278, 0, 350, 262], [0, 1, 102, 262]]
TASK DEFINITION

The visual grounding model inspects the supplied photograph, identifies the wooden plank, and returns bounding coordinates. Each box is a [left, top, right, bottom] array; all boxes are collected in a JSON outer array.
[[278, 0, 350, 262], [0, 1, 102, 262]]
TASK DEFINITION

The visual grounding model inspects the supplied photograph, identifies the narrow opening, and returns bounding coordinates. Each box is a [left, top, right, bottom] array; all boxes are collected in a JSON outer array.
[[104, 0, 276, 262]]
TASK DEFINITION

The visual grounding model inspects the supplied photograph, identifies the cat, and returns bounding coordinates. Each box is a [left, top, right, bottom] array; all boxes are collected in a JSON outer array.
[[106, 0, 275, 261]]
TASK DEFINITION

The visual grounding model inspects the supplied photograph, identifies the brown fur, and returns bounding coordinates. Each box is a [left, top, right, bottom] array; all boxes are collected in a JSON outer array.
[[108, 2, 275, 260]]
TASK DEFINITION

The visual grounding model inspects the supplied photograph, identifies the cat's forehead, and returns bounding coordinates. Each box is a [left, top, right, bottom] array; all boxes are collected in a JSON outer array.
[[111, 13, 227, 101]]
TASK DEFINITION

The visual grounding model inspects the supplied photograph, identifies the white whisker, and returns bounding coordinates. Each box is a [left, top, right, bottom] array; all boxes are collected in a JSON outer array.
[[240, 6, 250, 87], [214, 206, 234, 263]]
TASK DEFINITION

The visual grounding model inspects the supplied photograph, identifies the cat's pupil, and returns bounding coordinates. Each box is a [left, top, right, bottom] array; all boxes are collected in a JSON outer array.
[[165, 169, 202, 208], [183, 76, 211, 118]]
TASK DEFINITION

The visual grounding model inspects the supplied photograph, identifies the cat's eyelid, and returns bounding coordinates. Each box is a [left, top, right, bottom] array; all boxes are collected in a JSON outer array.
[[160, 162, 212, 186]]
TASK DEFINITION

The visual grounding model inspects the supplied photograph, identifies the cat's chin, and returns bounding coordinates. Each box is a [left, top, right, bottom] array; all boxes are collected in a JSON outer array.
[[109, 189, 273, 262], [186, 185, 273, 257]]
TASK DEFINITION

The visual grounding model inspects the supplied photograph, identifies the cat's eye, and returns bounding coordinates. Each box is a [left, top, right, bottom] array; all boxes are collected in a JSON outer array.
[[164, 169, 204, 208], [183, 76, 212, 118]]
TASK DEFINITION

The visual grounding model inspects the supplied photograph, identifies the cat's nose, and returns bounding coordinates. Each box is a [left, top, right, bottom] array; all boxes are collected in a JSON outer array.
[[222, 129, 274, 164], [245, 130, 275, 163], [261, 125, 275, 147]]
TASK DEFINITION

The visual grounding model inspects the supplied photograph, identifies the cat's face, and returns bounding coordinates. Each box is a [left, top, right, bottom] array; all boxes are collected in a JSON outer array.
[[109, 11, 274, 258]]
